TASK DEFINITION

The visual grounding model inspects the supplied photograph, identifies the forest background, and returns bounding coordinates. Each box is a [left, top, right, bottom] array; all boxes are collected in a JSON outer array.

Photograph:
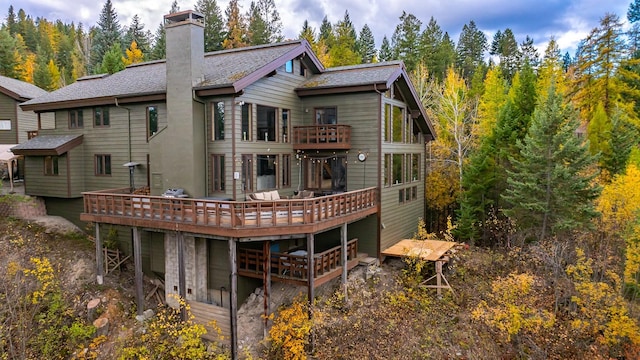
[[3, 0, 640, 358]]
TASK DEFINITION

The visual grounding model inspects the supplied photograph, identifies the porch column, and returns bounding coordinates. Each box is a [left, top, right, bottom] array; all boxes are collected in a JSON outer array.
[[95, 224, 104, 285], [307, 233, 315, 304], [133, 227, 144, 315], [263, 240, 271, 339], [228, 239, 238, 360], [177, 232, 186, 300], [341, 223, 348, 301]]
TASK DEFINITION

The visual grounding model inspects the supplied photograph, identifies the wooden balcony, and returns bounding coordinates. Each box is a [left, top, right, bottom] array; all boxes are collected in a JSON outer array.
[[292, 125, 351, 150], [237, 239, 360, 287], [27, 130, 39, 139], [80, 187, 378, 238]]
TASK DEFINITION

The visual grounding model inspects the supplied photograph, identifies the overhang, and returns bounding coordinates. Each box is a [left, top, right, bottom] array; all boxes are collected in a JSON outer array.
[[11, 134, 84, 156]]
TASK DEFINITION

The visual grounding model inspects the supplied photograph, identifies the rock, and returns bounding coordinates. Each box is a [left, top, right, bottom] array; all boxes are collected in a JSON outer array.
[[135, 309, 155, 322]]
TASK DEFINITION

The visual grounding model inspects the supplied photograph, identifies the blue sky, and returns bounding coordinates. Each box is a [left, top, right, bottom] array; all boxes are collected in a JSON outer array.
[[8, 0, 633, 55]]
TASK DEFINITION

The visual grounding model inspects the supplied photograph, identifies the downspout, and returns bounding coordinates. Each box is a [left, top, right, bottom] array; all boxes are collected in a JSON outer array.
[[115, 98, 132, 162]]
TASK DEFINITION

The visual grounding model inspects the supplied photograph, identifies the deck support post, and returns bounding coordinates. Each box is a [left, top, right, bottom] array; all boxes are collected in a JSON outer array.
[[263, 240, 271, 338], [177, 231, 186, 319], [95, 224, 104, 285], [307, 233, 315, 351], [341, 223, 348, 302], [229, 239, 238, 360], [133, 227, 144, 316]]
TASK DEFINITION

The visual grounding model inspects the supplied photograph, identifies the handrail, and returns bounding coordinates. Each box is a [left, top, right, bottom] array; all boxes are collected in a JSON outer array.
[[82, 187, 377, 230], [292, 124, 351, 150]]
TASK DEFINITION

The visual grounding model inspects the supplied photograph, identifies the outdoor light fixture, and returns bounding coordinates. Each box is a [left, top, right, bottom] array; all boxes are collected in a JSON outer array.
[[123, 162, 140, 192]]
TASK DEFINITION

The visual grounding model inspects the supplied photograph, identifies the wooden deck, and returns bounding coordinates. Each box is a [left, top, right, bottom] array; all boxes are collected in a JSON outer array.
[[237, 239, 360, 287], [382, 239, 457, 261], [80, 187, 378, 238], [187, 301, 231, 344], [292, 124, 351, 150]]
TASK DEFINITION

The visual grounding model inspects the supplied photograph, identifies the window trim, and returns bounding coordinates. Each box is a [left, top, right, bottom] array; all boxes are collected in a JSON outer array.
[[93, 107, 110, 127], [0, 120, 11, 130], [213, 101, 225, 141], [241, 103, 252, 142], [44, 156, 59, 176], [147, 106, 158, 140], [94, 154, 112, 176], [69, 110, 84, 129], [256, 105, 277, 142], [314, 107, 337, 125], [211, 154, 225, 192]]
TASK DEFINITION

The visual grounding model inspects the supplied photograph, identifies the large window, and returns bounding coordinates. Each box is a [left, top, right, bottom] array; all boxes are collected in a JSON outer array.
[[392, 154, 403, 185], [282, 154, 291, 188], [315, 107, 337, 125], [392, 106, 403, 142], [94, 107, 109, 127], [95, 154, 111, 176], [211, 154, 225, 192], [69, 110, 83, 129], [44, 156, 59, 176], [213, 101, 224, 140], [384, 103, 410, 143], [257, 105, 276, 142], [147, 106, 158, 139], [384, 154, 391, 186], [241, 103, 252, 141], [257, 154, 277, 190], [0, 120, 11, 130], [242, 154, 253, 192], [281, 109, 289, 143], [411, 154, 420, 182]]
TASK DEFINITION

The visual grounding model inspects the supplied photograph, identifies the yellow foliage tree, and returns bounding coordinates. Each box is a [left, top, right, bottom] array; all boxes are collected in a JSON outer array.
[[267, 296, 312, 360], [597, 164, 640, 233], [472, 272, 555, 343], [122, 40, 144, 66]]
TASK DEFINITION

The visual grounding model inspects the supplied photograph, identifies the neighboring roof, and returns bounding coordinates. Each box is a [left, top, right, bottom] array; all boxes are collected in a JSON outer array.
[[11, 135, 83, 156], [297, 61, 403, 91], [21, 40, 323, 111], [0, 75, 48, 102]]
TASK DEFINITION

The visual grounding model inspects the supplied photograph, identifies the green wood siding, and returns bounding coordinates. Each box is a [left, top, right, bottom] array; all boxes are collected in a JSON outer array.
[[43, 197, 85, 229], [0, 93, 17, 144], [17, 107, 38, 143], [208, 239, 230, 290], [24, 154, 70, 197]]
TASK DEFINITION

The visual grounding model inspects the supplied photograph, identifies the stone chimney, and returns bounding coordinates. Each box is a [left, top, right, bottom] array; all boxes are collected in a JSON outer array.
[[162, 10, 206, 197]]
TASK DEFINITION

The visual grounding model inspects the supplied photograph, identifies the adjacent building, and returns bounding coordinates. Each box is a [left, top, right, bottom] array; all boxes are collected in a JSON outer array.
[[15, 10, 435, 357]]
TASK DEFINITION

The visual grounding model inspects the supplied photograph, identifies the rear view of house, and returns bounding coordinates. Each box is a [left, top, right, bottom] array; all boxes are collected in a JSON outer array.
[[16, 10, 435, 358]]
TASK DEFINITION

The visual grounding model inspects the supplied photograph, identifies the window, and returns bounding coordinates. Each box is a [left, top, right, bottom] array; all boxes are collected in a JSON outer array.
[[384, 154, 391, 187], [405, 154, 410, 185], [285, 60, 293, 73], [300, 63, 306, 76], [241, 103, 252, 141], [147, 106, 158, 139], [392, 106, 403, 142], [0, 120, 11, 130], [282, 154, 291, 187], [211, 154, 225, 192], [257, 154, 277, 190], [94, 107, 110, 127], [392, 154, 403, 185], [412, 154, 420, 181], [281, 109, 289, 143], [242, 154, 253, 192], [69, 110, 83, 129], [213, 101, 224, 140], [405, 111, 412, 143], [384, 104, 390, 142], [315, 107, 337, 125], [412, 186, 417, 200], [44, 156, 59, 176], [95, 154, 111, 175], [257, 105, 276, 142]]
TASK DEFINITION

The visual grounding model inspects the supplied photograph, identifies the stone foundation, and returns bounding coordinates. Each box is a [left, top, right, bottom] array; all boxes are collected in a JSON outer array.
[[0, 195, 47, 219]]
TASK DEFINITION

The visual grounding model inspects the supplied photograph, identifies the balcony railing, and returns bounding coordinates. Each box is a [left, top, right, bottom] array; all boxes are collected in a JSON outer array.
[[237, 238, 359, 286], [27, 130, 39, 139], [81, 187, 378, 237], [292, 125, 351, 150]]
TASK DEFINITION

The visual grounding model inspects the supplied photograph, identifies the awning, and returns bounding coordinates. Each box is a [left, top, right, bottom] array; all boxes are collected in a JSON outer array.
[[11, 134, 83, 156]]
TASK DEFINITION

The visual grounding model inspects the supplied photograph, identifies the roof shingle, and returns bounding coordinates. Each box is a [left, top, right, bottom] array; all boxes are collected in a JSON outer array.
[[0, 75, 48, 101]]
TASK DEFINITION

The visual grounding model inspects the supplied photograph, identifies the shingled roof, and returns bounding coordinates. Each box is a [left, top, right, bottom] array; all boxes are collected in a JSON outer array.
[[21, 40, 320, 111], [0, 75, 48, 101], [11, 134, 83, 156], [297, 61, 404, 90]]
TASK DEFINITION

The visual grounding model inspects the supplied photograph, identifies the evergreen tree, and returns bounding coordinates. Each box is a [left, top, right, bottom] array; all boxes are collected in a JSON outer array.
[[6, 6, 17, 35], [91, 0, 122, 73], [17, 9, 37, 52], [490, 28, 519, 82], [391, 11, 422, 73], [604, 108, 638, 176], [223, 0, 248, 49], [357, 24, 376, 63], [519, 35, 540, 68], [456, 20, 487, 82], [299, 20, 315, 44], [123, 15, 150, 57], [420, 17, 444, 80], [328, 11, 359, 67], [98, 42, 125, 74], [246, 1, 270, 45], [433, 32, 456, 82], [0, 28, 19, 78], [502, 83, 601, 241], [319, 16, 333, 45], [149, 22, 166, 60], [258, 0, 283, 42], [195, 0, 225, 51], [33, 55, 54, 90], [378, 35, 392, 62]]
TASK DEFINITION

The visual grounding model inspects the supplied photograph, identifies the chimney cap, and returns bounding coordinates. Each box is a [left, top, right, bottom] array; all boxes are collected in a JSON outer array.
[[164, 10, 204, 27]]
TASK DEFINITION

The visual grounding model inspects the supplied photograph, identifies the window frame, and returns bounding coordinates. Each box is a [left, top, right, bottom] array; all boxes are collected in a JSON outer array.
[[93, 107, 110, 127], [281, 154, 291, 188], [211, 154, 225, 192], [213, 101, 225, 141], [281, 109, 290, 143], [315, 107, 337, 125], [242, 154, 253, 192], [256, 154, 277, 191], [256, 105, 277, 142], [0, 120, 11, 130], [241, 103, 252, 141], [69, 110, 84, 129], [285, 60, 293, 73], [94, 154, 112, 176], [147, 106, 158, 140], [44, 156, 59, 176]]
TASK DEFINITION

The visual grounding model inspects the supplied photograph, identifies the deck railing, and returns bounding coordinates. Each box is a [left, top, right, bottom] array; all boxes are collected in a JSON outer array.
[[292, 125, 351, 150], [237, 238, 358, 282], [82, 187, 377, 235]]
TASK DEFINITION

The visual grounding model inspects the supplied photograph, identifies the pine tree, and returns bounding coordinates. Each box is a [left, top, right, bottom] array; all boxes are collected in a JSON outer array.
[[6, 5, 17, 35], [149, 22, 166, 60], [502, 83, 601, 241], [319, 16, 333, 46], [519, 35, 540, 69], [433, 32, 456, 82], [33, 56, 53, 90], [98, 42, 125, 74], [378, 35, 392, 62], [195, 0, 225, 51], [357, 24, 376, 63], [246, 1, 269, 45], [223, 0, 248, 49], [123, 15, 150, 57], [490, 28, 519, 82], [91, 0, 122, 73], [420, 17, 443, 80], [0, 28, 19, 78], [391, 11, 422, 73], [17, 9, 37, 52], [456, 20, 487, 82], [328, 11, 359, 67], [257, 0, 283, 42]]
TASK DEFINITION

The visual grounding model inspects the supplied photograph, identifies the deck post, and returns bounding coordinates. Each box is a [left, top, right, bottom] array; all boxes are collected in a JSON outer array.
[[133, 227, 144, 316], [263, 240, 271, 339], [229, 239, 238, 360], [307, 233, 315, 351], [95, 224, 104, 285], [177, 232, 186, 300], [341, 223, 348, 301]]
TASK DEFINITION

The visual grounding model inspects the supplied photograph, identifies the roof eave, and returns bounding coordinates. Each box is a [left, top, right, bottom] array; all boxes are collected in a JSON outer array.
[[0, 86, 28, 102], [295, 83, 388, 97], [11, 135, 84, 156], [20, 92, 166, 112]]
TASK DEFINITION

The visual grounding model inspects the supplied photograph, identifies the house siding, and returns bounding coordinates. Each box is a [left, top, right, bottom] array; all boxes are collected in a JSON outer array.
[[17, 106, 38, 143], [0, 93, 18, 144], [24, 153, 71, 197]]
